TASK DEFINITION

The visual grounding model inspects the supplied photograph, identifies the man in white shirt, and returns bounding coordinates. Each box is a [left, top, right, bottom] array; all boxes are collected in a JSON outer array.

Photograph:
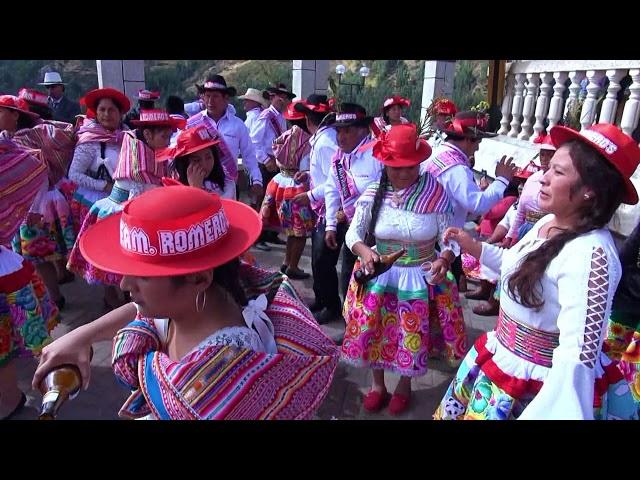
[[422, 110, 516, 284], [292, 95, 339, 318], [186, 75, 263, 206], [249, 83, 295, 248], [319, 103, 382, 324]]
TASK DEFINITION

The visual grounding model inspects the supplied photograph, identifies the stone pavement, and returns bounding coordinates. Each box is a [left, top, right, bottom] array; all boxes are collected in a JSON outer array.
[[13, 240, 496, 420]]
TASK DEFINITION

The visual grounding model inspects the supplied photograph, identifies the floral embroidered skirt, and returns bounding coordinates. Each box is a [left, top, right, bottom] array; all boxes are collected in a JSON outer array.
[[67, 185, 108, 238], [434, 331, 638, 420], [67, 189, 126, 286], [604, 309, 640, 411], [261, 174, 315, 237], [0, 253, 59, 367], [12, 188, 76, 264], [341, 260, 467, 376]]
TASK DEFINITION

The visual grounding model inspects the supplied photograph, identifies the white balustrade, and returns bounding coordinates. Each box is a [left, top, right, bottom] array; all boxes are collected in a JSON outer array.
[[598, 69, 627, 124], [564, 70, 586, 119], [580, 70, 605, 130], [508, 73, 527, 138], [620, 69, 640, 137], [532, 72, 554, 140], [518, 73, 540, 140], [548, 71, 568, 129], [498, 74, 515, 135]]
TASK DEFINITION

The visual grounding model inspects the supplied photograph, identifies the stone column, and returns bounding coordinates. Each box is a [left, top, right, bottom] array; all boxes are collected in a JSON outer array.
[[96, 60, 145, 105], [292, 60, 330, 100], [420, 61, 456, 123]]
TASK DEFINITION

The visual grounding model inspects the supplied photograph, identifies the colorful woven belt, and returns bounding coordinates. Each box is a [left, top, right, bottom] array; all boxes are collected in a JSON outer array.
[[495, 308, 559, 367], [376, 239, 437, 267], [525, 209, 546, 224]]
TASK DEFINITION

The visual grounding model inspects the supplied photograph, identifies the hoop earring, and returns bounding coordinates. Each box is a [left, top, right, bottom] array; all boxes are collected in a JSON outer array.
[[195, 290, 207, 313]]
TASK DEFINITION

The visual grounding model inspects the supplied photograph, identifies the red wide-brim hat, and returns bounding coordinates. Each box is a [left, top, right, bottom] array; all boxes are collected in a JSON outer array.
[[382, 95, 410, 111], [82, 88, 131, 114], [79, 184, 262, 277], [154, 126, 221, 162], [130, 109, 186, 130], [0, 95, 40, 120], [360, 123, 432, 167], [550, 124, 640, 205]]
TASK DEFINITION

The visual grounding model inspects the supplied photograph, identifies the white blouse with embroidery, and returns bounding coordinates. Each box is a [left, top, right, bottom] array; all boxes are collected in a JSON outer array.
[[345, 189, 459, 257], [479, 214, 622, 419]]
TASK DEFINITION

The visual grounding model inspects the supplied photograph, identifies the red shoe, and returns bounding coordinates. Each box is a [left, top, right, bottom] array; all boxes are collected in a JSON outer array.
[[388, 393, 411, 416], [363, 390, 390, 413]]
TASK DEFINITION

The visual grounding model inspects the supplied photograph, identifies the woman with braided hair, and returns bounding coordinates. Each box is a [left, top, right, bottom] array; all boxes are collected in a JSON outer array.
[[436, 123, 640, 420], [341, 124, 466, 416]]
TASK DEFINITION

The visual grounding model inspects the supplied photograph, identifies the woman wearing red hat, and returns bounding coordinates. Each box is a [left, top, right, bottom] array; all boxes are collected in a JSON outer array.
[[5, 91, 77, 309], [32, 184, 339, 419], [67, 109, 183, 310], [341, 123, 466, 415], [67, 88, 131, 236], [371, 95, 411, 137], [260, 100, 315, 279], [436, 123, 640, 420], [0, 138, 58, 419], [155, 125, 236, 199]]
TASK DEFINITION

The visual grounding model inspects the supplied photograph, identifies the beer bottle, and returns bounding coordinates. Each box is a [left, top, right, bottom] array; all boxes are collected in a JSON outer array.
[[38, 347, 92, 420], [354, 248, 405, 285]]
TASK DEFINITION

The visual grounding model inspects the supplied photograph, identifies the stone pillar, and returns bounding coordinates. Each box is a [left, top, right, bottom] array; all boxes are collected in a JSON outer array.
[[292, 60, 329, 100], [96, 60, 145, 105], [420, 61, 456, 123]]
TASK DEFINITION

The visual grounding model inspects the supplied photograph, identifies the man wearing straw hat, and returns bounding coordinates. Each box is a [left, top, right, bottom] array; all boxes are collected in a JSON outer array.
[[39, 71, 80, 124]]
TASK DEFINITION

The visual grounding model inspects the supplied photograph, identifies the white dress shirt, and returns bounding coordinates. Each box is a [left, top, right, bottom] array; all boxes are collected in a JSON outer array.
[[324, 136, 382, 232], [306, 126, 338, 205], [422, 143, 508, 228], [250, 105, 287, 165]]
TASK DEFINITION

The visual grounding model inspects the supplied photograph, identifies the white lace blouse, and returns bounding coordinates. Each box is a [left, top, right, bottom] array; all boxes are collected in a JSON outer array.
[[480, 214, 622, 419], [345, 190, 459, 257]]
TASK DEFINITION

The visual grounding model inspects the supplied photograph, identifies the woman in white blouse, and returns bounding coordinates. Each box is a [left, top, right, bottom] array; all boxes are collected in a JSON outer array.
[[341, 124, 465, 416], [436, 123, 640, 420], [67, 88, 130, 234]]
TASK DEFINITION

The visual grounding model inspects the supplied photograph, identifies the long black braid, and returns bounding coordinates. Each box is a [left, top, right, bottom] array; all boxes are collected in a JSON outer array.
[[364, 169, 388, 247]]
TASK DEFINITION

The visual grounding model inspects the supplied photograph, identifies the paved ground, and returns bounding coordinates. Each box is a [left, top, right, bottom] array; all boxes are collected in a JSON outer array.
[[13, 239, 496, 420]]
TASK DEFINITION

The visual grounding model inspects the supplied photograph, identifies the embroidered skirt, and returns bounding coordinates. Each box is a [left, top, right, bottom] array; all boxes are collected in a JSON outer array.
[[261, 173, 315, 237], [341, 255, 467, 376], [605, 309, 640, 410], [0, 251, 59, 367], [67, 186, 128, 286], [12, 187, 76, 264]]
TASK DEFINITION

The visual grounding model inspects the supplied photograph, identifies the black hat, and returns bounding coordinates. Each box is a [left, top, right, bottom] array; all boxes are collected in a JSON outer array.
[[195, 75, 237, 97], [263, 83, 296, 100], [441, 111, 497, 139], [330, 102, 373, 128]]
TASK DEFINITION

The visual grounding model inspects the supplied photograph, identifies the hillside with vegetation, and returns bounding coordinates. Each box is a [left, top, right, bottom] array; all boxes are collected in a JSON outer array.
[[0, 60, 488, 121]]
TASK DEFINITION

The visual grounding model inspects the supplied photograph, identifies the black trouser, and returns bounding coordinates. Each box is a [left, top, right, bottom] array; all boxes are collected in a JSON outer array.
[[451, 255, 463, 285], [311, 220, 355, 312]]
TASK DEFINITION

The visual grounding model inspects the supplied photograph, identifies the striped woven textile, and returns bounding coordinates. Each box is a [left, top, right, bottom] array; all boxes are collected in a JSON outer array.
[[0, 138, 48, 244], [112, 264, 339, 420], [113, 131, 166, 185], [11, 121, 77, 186], [424, 143, 468, 178], [76, 119, 124, 146], [273, 126, 311, 170], [359, 172, 451, 215]]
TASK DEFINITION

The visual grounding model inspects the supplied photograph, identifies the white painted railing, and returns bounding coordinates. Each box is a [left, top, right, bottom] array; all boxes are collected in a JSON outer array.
[[495, 60, 640, 236], [498, 60, 640, 139]]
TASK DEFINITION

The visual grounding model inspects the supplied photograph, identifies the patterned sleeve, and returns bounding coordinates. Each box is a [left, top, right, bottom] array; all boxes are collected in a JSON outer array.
[[68, 142, 107, 191], [519, 237, 621, 419]]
